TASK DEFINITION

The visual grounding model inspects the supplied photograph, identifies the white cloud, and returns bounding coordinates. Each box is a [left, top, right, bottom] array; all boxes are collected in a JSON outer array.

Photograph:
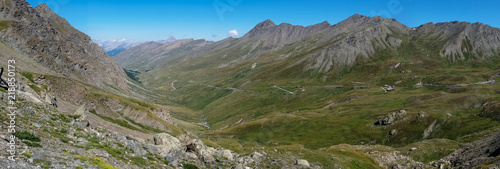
[[227, 30, 238, 38]]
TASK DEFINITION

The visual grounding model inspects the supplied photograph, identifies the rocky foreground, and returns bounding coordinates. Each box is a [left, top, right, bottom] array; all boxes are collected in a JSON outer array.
[[0, 97, 319, 169]]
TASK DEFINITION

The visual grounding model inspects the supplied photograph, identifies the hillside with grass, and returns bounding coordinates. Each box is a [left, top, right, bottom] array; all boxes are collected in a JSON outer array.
[[2, 0, 500, 167], [112, 14, 500, 168]]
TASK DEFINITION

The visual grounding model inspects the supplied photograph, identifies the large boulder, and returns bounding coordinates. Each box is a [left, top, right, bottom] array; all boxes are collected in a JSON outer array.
[[251, 151, 263, 161], [295, 159, 310, 167], [221, 149, 234, 161], [214, 148, 234, 160], [185, 139, 205, 154], [152, 133, 182, 153]]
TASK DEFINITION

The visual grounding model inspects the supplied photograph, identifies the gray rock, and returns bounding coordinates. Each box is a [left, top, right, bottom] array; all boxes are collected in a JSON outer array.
[[127, 140, 148, 156], [66, 133, 76, 139], [33, 123, 42, 128], [236, 157, 244, 163], [232, 164, 251, 169], [295, 159, 310, 167], [375, 110, 407, 125], [165, 154, 176, 164], [88, 149, 109, 158], [423, 120, 437, 139], [418, 111, 426, 119], [221, 149, 234, 161], [154, 133, 181, 146], [251, 151, 263, 161], [76, 137, 86, 142], [201, 153, 216, 165], [152, 133, 182, 154], [205, 146, 216, 156], [75, 119, 91, 128], [185, 138, 205, 154], [389, 129, 398, 136]]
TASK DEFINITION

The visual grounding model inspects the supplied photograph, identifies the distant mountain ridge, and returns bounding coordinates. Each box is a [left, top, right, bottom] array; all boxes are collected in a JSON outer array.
[[95, 36, 177, 56], [112, 39, 210, 70], [114, 15, 500, 77]]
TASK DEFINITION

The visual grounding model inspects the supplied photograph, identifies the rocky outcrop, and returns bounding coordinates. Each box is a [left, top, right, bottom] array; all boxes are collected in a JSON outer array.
[[422, 120, 437, 139], [418, 111, 426, 119], [295, 159, 310, 167], [478, 101, 500, 120], [153, 133, 182, 152], [441, 131, 500, 167], [0, 0, 127, 89], [375, 110, 407, 125]]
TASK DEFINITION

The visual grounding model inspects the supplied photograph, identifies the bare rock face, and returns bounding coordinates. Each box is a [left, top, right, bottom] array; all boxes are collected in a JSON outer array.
[[0, 0, 127, 89], [301, 15, 411, 72], [239, 19, 331, 46], [443, 131, 500, 167], [154, 108, 172, 123], [415, 21, 500, 62]]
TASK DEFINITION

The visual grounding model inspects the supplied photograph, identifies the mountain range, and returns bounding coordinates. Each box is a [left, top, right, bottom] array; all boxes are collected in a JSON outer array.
[[1, 0, 500, 168], [94, 36, 177, 56], [113, 13, 500, 168]]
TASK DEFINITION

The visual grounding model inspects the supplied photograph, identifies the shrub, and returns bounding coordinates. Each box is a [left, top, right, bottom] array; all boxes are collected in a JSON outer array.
[[13, 131, 41, 142], [130, 156, 148, 166], [23, 141, 42, 147], [22, 152, 31, 158], [59, 138, 71, 143], [182, 163, 199, 169]]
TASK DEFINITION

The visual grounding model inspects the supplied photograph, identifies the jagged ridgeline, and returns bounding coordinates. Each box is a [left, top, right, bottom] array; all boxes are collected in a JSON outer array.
[[1, 0, 500, 168]]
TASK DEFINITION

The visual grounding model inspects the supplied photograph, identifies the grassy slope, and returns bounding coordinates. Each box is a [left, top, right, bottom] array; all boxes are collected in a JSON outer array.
[[119, 28, 500, 166]]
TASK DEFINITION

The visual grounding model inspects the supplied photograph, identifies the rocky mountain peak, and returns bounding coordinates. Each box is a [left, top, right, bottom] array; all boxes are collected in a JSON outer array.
[[257, 19, 276, 29], [34, 3, 57, 19], [156, 35, 177, 44], [34, 3, 50, 12], [334, 14, 404, 29], [240, 19, 331, 46], [317, 21, 331, 26], [347, 13, 369, 20]]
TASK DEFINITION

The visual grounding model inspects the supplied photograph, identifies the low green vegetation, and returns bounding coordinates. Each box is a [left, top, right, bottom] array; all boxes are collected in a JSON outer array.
[[33, 159, 51, 168], [89, 109, 141, 131], [155, 34, 500, 165], [22, 152, 32, 158], [123, 68, 141, 83], [0, 20, 10, 31], [182, 163, 199, 169], [59, 137, 70, 143], [130, 156, 148, 166], [74, 155, 118, 169], [13, 131, 41, 142], [23, 140, 42, 147], [398, 139, 460, 163]]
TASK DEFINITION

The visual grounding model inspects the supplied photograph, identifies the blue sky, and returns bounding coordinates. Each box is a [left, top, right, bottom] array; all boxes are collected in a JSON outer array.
[[26, 0, 500, 42]]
